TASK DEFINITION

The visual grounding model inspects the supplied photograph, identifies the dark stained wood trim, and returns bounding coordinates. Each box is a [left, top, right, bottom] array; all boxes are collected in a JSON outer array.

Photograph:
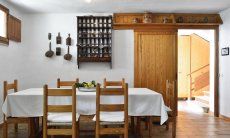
[[0, 4, 9, 45], [214, 27, 219, 117], [176, 27, 219, 117]]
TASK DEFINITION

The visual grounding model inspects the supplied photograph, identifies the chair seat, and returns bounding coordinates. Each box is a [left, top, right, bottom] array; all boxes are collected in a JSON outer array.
[[93, 112, 124, 123], [48, 113, 80, 123]]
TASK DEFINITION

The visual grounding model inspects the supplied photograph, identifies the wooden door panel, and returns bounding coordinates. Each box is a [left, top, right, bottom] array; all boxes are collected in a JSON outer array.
[[178, 36, 190, 98], [134, 31, 177, 101]]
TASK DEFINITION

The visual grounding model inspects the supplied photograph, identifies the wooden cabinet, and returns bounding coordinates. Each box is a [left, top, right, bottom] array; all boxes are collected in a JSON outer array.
[[134, 30, 177, 106], [8, 15, 21, 42], [76, 16, 113, 68]]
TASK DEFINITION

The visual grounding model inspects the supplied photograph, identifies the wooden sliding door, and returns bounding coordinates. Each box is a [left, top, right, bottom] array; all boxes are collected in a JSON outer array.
[[134, 30, 177, 109]]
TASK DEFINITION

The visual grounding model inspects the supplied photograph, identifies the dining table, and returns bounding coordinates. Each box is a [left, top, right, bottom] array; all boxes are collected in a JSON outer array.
[[2, 87, 168, 136]]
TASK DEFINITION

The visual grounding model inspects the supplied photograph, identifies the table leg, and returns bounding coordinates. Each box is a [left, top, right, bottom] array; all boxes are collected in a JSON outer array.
[[131, 116, 135, 133], [136, 117, 141, 137], [29, 118, 36, 138]]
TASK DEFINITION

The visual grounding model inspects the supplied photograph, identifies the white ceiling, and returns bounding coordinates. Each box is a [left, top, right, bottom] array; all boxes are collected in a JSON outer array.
[[7, 0, 230, 13]]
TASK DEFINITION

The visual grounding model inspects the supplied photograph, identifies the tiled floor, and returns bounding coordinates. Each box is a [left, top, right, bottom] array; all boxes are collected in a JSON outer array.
[[1, 101, 230, 138]]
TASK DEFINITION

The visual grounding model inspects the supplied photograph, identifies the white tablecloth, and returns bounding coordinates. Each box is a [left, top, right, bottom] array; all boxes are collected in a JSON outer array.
[[2, 88, 168, 125]]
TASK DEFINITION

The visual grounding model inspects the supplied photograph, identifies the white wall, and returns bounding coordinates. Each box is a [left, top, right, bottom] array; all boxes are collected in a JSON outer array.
[[0, 12, 134, 123], [219, 8, 230, 118], [178, 30, 215, 112], [0, 0, 26, 124], [22, 13, 134, 88]]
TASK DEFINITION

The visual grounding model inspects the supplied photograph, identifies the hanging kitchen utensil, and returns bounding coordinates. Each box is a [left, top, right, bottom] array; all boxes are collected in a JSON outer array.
[[56, 32, 62, 44], [45, 42, 54, 57], [64, 34, 72, 60]]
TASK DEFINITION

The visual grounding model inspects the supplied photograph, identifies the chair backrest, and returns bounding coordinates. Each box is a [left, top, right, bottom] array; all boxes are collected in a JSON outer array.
[[166, 80, 175, 113], [96, 83, 128, 136], [103, 78, 125, 88], [43, 85, 77, 137], [3, 80, 18, 101], [57, 78, 79, 88]]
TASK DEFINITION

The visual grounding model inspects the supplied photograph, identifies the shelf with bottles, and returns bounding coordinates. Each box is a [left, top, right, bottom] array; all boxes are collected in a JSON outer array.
[[77, 15, 113, 69]]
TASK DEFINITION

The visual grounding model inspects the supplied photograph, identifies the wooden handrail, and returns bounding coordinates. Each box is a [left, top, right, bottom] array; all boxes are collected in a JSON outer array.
[[187, 64, 209, 76]]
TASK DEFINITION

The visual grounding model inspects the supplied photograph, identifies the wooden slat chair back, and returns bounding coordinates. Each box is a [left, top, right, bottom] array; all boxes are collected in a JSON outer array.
[[3, 80, 18, 101], [103, 78, 125, 88], [96, 83, 129, 138], [166, 80, 176, 114], [165, 80, 176, 138], [57, 78, 79, 88], [3, 80, 32, 138], [43, 85, 78, 138]]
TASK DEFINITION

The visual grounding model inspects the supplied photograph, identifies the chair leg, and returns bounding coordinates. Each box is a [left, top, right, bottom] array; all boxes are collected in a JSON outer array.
[[77, 121, 80, 138], [165, 121, 169, 130], [3, 122, 8, 138], [14, 123, 18, 132]]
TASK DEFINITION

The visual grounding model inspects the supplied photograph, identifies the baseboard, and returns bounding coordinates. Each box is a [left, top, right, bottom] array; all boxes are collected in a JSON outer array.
[[220, 114, 230, 122]]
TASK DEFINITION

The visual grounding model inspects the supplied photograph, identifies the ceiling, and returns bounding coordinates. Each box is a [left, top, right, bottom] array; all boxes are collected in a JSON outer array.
[[7, 0, 230, 13]]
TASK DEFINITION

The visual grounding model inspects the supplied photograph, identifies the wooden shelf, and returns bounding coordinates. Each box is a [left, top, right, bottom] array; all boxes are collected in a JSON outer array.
[[77, 15, 113, 69], [78, 57, 111, 62], [113, 13, 223, 30]]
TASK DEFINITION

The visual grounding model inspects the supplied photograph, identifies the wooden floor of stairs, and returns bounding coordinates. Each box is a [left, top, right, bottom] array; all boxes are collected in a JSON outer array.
[[1, 101, 230, 138]]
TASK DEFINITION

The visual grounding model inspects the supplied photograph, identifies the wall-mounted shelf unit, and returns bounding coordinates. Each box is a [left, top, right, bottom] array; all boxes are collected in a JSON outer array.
[[113, 13, 223, 29], [77, 15, 113, 69]]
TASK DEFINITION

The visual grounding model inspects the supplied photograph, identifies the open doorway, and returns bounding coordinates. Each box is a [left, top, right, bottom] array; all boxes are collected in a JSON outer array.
[[177, 29, 215, 115]]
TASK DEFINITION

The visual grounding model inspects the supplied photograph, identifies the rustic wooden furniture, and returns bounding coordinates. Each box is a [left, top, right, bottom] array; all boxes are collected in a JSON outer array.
[[134, 30, 177, 104], [77, 15, 113, 68], [57, 78, 79, 88], [43, 85, 79, 138], [113, 13, 222, 29], [95, 83, 128, 138], [0, 4, 9, 44], [8, 15, 21, 42], [103, 78, 125, 88], [3, 80, 32, 138], [165, 80, 176, 138], [113, 12, 222, 117]]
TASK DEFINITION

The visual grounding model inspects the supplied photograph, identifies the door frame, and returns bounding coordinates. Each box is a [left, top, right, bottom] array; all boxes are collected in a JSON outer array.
[[176, 26, 219, 117]]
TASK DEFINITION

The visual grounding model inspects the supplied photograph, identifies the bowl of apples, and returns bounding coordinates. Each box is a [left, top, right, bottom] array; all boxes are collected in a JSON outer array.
[[75, 80, 96, 92]]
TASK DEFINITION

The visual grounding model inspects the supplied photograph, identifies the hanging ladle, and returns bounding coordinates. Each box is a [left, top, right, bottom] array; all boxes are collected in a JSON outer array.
[[45, 42, 54, 57], [64, 34, 72, 60]]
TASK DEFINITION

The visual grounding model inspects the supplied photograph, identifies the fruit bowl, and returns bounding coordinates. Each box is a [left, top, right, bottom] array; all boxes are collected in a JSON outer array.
[[78, 87, 96, 92], [75, 80, 96, 92]]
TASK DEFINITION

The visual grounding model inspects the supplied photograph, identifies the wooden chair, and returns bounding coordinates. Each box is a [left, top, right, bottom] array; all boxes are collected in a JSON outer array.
[[103, 78, 125, 88], [57, 78, 79, 88], [43, 84, 79, 138], [95, 83, 129, 138], [3, 80, 32, 138], [147, 80, 176, 138], [165, 80, 176, 138]]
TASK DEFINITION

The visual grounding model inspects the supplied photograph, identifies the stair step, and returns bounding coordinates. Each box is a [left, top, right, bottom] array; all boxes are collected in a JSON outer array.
[[195, 96, 209, 105], [203, 91, 210, 96]]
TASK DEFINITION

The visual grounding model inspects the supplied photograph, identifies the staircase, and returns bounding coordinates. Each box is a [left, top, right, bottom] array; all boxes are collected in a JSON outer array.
[[195, 91, 210, 113]]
